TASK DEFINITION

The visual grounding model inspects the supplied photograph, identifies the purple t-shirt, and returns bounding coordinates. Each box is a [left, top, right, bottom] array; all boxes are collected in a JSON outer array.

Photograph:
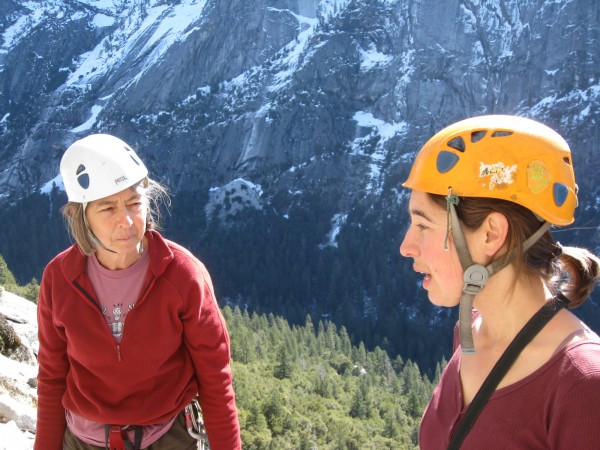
[[66, 249, 176, 447], [419, 338, 600, 449], [87, 249, 150, 343]]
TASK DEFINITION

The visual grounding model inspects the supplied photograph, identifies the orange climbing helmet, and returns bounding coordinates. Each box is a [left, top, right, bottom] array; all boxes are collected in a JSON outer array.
[[403, 115, 578, 226]]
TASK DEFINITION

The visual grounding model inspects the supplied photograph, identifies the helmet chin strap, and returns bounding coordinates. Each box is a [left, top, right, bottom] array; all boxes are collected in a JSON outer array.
[[448, 202, 552, 354], [82, 202, 118, 254], [88, 231, 118, 255]]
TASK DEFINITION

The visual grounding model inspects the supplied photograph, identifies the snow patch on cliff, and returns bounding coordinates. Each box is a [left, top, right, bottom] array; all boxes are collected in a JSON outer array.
[[205, 178, 264, 221]]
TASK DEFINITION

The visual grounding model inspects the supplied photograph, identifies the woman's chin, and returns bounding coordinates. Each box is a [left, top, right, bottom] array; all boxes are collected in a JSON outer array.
[[427, 292, 459, 308]]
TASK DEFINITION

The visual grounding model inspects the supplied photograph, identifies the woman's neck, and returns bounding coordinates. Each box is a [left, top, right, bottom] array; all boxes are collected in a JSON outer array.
[[473, 268, 550, 349], [94, 238, 146, 270]]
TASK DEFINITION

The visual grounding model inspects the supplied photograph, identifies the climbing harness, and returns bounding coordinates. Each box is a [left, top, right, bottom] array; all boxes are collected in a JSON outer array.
[[103, 398, 207, 450], [105, 424, 143, 450]]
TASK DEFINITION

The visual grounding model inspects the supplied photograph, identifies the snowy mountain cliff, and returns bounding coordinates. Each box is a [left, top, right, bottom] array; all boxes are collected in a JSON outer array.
[[2, 0, 598, 203], [1, 0, 599, 375]]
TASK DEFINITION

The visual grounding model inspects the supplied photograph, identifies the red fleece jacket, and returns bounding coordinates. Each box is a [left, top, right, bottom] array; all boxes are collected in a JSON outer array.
[[35, 230, 240, 450]]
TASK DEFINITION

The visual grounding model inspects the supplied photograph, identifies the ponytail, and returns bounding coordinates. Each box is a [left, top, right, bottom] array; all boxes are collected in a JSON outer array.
[[554, 247, 600, 307], [428, 193, 600, 307]]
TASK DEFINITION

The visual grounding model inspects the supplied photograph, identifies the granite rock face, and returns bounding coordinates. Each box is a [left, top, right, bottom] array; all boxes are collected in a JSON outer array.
[[0, 0, 599, 381], [0, 0, 597, 209]]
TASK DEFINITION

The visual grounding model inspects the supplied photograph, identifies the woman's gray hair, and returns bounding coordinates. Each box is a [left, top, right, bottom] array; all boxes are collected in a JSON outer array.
[[61, 177, 170, 255]]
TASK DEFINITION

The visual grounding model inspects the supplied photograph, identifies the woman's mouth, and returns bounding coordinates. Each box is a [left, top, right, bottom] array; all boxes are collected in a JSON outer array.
[[422, 272, 431, 285], [116, 235, 137, 243], [415, 268, 431, 288]]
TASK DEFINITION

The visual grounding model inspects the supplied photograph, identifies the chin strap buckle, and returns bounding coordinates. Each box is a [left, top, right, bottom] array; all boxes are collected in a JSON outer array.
[[463, 264, 489, 295]]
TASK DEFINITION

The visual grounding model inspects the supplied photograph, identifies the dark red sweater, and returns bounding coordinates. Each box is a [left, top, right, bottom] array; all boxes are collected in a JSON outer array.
[[420, 337, 600, 449], [35, 230, 240, 449]]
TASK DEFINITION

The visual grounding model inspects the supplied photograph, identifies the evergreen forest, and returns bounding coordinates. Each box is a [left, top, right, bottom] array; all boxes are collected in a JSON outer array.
[[0, 261, 438, 448], [225, 306, 438, 449]]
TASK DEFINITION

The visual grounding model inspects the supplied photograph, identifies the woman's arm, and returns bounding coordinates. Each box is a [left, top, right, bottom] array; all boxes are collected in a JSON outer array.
[[35, 267, 69, 450], [181, 263, 241, 450]]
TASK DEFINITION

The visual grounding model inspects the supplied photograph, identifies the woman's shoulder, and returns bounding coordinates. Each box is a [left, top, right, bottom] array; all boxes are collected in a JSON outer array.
[[42, 244, 84, 279], [560, 338, 600, 377], [165, 240, 207, 273], [148, 230, 210, 279]]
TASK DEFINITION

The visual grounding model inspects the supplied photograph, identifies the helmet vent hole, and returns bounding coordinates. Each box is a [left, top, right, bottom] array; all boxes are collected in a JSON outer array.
[[563, 157, 572, 165], [436, 151, 460, 173], [447, 137, 465, 152], [471, 130, 486, 143], [77, 173, 90, 189], [553, 183, 569, 207], [491, 130, 513, 137]]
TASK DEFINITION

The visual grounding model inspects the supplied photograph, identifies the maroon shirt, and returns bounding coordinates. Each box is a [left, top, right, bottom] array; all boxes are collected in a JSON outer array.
[[419, 337, 600, 449]]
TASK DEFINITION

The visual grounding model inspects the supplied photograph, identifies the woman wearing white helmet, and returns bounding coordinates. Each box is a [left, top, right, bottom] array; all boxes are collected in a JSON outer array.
[[400, 115, 600, 449], [35, 134, 241, 450]]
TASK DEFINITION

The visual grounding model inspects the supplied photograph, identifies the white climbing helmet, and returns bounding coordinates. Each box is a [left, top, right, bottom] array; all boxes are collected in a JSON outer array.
[[60, 134, 148, 203]]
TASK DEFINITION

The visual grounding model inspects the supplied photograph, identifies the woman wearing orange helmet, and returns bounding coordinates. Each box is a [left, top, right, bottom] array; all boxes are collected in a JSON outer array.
[[400, 115, 600, 449]]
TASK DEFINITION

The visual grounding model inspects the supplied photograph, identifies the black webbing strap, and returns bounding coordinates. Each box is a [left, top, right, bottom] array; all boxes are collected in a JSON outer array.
[[131, 426, 143, 450], [447, 294, 570, 450]]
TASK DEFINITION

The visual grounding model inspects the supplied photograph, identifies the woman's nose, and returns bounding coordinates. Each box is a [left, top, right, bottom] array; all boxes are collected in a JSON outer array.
[[399, 229, 416, 258], [116, 208, 134, 227]]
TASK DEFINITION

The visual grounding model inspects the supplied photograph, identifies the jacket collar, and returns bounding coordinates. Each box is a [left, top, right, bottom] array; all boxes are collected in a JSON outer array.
[[60, 229, 174, 282]]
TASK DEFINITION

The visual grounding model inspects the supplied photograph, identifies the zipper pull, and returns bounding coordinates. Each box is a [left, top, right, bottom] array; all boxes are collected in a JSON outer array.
[[116, 344, 122, 362]]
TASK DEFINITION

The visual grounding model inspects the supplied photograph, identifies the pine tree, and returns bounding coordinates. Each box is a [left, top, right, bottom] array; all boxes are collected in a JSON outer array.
[[0, 254, 17, 289], [262, 390, 288, 436], [274, 344, 292, 379], [349, 377, 373, 419], [17, 278, 40, 303]]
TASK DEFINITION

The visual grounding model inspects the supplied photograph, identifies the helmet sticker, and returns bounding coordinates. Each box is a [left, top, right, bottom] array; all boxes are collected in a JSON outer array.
[[479, 162, 517, 190], [526, 160, 551, 194]]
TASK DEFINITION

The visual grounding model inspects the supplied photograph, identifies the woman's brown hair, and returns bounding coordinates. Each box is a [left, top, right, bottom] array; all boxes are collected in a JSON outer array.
[[430, 194, 599, 307]]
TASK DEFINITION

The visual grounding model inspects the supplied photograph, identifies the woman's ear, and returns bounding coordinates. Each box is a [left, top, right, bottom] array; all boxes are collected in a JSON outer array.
[[482, 212, 509, 257]]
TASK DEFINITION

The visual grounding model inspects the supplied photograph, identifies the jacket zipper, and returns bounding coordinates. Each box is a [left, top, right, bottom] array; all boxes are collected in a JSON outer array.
[[73, 275, 157, 362], [73, 280, 124, 362]]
